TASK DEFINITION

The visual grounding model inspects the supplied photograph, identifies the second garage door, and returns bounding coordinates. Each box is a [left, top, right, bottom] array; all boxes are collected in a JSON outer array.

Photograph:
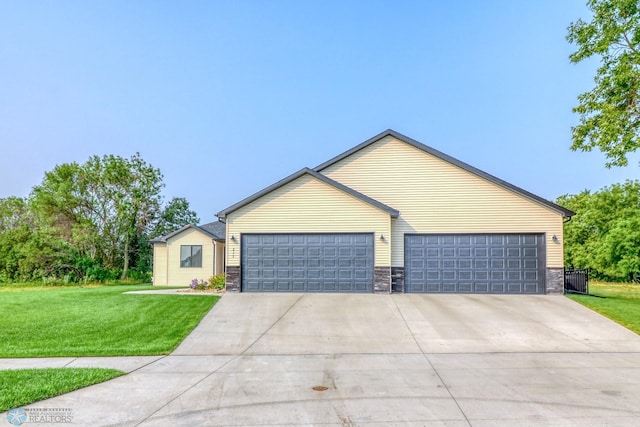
[[405, 234, 546, 294], [242, 233, 374, 292]]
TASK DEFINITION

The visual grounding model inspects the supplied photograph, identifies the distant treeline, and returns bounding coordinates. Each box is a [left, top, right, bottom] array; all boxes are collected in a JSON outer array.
[[557, 180, 640, 282], [0, 153, 198, 284]]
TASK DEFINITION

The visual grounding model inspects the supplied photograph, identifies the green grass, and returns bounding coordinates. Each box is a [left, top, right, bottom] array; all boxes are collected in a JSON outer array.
[[567, 282, 640, 335], [0, 278, 149, 288], [0, 368, 124, 411], [0, 285, 219, 357]]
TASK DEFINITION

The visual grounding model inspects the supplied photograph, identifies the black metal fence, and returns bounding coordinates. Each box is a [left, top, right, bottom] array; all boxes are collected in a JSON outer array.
[[564, 268, 589, 294]]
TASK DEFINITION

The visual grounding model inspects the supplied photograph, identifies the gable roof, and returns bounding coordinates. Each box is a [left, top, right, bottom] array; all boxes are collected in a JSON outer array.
[[315, 129, 575, 218], [150, 221, 226, 243], [216, 167, 400, 220]]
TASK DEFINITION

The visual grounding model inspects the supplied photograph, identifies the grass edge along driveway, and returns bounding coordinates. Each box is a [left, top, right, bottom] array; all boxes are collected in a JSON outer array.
[[566, 282, 640, 335], [0, 368, 124, 412], [0, 285, 219, 357]]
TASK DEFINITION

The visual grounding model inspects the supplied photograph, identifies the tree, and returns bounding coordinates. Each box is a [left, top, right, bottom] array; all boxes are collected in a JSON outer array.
[[151, 197, 200, 239], [102, 153, 164, 279], [0, 197, 32, 281], [0, 197, 30, 232], [30, 153, 164, 280], [557, 180, 640, 280], [567, 0, 640, 167]]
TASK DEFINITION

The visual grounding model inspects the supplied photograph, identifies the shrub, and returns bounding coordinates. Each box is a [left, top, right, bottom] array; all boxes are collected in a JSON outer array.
[[127, 269, 151, 283], [189, 278, 209, 290], [209, 274, 225, 290]]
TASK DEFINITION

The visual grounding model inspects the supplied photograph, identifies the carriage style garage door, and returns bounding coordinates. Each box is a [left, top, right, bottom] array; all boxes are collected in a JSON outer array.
[[241, 234, 374, 292], [405, 234, 546, 294]]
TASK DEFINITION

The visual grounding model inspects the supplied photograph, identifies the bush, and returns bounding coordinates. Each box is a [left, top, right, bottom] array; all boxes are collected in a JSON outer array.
[[209, 274, 225, 290], [127, 269, 151, 283], [189, 278, 209, 290]]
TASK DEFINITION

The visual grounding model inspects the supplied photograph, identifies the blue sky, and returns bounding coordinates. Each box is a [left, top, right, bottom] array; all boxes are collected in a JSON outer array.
[[1, 1, 638, 221]]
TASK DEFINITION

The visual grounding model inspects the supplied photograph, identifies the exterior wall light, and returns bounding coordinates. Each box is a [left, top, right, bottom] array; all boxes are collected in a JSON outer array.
[[552, 235, 559, 243]]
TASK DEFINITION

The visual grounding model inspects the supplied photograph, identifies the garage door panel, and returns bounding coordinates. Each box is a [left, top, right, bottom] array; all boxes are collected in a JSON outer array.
[[475, 259, 489, 269], [338, 258, 351, 267], [261, 235, 275, 244], [475, 271, 488, 280], [474, 236, 487, 244], [475, 283, 489, 293], [406, 234, 545, 294], [459, 259, 472, 269], [427, 271, 439, 280], [308, 281, 322, 291], [242, 234, 374, 292], [355, 270, 368, 279], [459, 248, 472, 257], [524, 271, 538, 280], [491, 259, 504, 269], [339, 247, 351, 257], [491, 283, 505, 293], [459, 271, 472, 280], [354, 258, 369, 268], [442, 283, 456, 292], [263, 247, 275, 257], [524, 283, 539, 293], [508, 283, 523, 293], [309, 247, 321, 257], [278, 281, 292, 291]]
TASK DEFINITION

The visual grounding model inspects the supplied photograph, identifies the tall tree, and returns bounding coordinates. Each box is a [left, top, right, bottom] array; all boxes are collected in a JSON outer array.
[[151, 197, 200, 239], [567, 0, 640, 167], [30, 153, 164, 279], [101, 153, 164, 279], [0, 197, 31, 281]]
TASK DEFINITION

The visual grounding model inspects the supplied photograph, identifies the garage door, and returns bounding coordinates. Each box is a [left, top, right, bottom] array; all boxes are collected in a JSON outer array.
[[405, 234, 545, 294], [241, 233, 374, 292]]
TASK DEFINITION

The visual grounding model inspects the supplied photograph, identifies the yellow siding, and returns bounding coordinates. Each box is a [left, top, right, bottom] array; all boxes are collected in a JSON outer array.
[[152, 243, 168, 286], [214, 241, 225, 275], [165, 228, 215, 286], [322, 136, 565, 267], [226, 174, 391, 266]]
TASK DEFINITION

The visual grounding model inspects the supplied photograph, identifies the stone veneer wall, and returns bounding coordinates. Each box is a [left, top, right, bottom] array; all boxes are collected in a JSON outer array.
[[374, 267, 391, 293], [545, 268, 564, 295], [226, 266, 241, 292]]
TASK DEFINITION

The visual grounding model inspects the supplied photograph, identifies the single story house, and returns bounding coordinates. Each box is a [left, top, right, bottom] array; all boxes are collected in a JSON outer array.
[[216, 129, 574, 294], [151, 221, 225, 286]]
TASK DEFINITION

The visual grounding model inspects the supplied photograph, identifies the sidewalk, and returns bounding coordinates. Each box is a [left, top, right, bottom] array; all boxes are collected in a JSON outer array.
[[0, 356, 163, 373]]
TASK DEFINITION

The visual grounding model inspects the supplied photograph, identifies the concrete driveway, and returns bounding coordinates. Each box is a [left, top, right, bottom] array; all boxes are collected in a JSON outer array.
[[5, 294, 640, 426]]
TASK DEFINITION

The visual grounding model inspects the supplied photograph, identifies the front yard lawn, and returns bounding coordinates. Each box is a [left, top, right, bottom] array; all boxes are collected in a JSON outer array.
[[0, 368, 124, 411], [567, 282, 640, 335], [0, 285, 219, 357]]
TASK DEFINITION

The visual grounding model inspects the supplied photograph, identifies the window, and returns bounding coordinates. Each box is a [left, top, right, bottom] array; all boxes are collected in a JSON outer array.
[[180, 245, 202, 268]]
